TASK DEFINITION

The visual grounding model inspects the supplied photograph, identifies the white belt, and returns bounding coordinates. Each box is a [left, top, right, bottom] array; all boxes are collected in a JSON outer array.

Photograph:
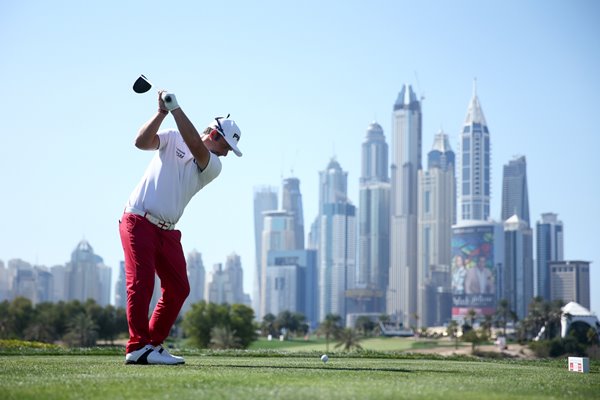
[[125, 207, 176, 230]]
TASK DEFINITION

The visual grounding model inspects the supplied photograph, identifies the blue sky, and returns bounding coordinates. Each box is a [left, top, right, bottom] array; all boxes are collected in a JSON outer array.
[[1, 0, 599, 314]]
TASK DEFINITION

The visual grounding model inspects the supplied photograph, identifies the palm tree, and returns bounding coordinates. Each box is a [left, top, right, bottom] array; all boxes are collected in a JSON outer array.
[[411, 313, 420, 336], [318, 314, 342, 352], [447, 320, 459, 349], [354, 316, 375, 337], [481, 314, 493, 339], [495, 299, 511, 336], [547, 300, 565, 339], [24, 318, 55, 343], [466, 309, 477, 329], [64, 312, 98, 347], [261, 313, 276, 337], [334, 328, 362, 352]]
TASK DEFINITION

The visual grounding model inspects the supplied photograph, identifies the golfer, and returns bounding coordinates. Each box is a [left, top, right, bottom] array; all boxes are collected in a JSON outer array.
[[119, 90, 242, 365]]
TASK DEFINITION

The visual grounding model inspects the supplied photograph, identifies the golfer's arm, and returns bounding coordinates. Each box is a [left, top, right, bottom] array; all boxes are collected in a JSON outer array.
[[170, 108, 210, 168], [135, 111, 166, 150]]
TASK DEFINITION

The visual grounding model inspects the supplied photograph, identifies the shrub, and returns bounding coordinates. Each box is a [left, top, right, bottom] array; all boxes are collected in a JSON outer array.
[[529, 337, 587, 358]]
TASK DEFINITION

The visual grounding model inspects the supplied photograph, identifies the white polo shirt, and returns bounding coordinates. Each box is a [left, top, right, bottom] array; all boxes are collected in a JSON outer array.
[[126, 129, 222, 224]]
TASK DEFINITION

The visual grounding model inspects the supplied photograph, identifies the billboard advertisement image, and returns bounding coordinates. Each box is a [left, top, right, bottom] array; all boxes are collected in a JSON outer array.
[[451, 224, 496, 318]]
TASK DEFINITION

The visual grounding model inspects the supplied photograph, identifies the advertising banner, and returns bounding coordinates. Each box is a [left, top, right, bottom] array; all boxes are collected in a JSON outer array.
[[451, 224, 496, 318]]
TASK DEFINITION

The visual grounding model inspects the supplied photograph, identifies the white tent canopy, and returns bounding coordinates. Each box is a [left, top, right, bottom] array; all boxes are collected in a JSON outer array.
[[561, 302, 600, 338]]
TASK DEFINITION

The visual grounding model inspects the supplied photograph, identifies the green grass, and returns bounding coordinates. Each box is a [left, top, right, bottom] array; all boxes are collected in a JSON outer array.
[[248, 336, 469, 352], [0, 354, 597, 400]]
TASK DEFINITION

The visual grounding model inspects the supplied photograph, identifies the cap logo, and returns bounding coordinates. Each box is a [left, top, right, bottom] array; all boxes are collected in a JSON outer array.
[[233, 133, 240, 142]]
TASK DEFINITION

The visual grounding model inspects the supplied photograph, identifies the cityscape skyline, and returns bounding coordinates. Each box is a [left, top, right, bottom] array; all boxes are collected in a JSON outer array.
[[0, 81, 597, 318], [1, 2, 598, 315], [0, 82, 597, 317]]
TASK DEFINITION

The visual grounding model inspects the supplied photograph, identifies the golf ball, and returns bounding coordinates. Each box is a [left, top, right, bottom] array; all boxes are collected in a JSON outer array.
[[320, 354, 329, 363]]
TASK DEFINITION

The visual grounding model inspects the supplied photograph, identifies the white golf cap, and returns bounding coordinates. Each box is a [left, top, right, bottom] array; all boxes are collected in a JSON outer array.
[[209, 117, 242, 157]]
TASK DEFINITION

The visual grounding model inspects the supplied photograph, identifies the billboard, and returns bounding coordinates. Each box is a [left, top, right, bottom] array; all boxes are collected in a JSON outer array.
[[451, 224, 496, 318]]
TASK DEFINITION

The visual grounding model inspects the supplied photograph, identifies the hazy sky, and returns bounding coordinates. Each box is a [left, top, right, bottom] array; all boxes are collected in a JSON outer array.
[[1, 0, 598, 314]]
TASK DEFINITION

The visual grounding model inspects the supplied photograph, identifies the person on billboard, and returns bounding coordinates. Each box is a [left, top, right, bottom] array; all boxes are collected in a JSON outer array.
[[451, 255, 467, 294], [465, 256, 494, 294]]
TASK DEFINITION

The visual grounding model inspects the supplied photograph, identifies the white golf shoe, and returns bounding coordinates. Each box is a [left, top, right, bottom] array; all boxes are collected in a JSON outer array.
[[155, 344, 185, 365], [125, 345, 163, 365]]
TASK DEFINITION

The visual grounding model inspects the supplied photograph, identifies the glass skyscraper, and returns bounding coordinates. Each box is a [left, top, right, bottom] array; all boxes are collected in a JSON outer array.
[[357, 122, 390, 313], [360, 122, 389, 185], [388, 84, 422, 327], [182, 249, 205, 314], [503, 215, 534, 320], [281, 177, 305, 250], [253, 186, 278, 318], [317, 159, 356, 323], [260, 210, 296, 319], [536, 213, 564, 299], [265, 249, 318, 326], [417, 131, 455, 327], [459, 83, 491, 221], [501, 156, 530, 225]]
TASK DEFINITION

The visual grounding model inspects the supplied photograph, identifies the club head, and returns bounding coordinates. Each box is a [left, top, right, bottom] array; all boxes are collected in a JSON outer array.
[[133, 74, 152, 93]]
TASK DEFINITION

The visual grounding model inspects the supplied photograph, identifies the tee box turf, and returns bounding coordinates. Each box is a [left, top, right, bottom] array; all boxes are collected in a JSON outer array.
[[568, 357, 589, 373]]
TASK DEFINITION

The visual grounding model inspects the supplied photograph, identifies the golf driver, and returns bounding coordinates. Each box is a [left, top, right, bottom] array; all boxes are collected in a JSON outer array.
[[132, 74, 153, 94], [132, 74, 174, 104]]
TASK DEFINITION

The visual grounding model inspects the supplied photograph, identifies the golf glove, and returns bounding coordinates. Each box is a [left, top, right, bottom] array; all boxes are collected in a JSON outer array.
[[161, 92, 180, 111]]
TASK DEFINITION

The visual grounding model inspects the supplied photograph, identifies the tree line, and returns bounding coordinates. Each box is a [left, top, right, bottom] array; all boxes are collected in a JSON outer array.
[[0, 297, 127, 347], [2, 295, 597, 357], [0, 297, 259, 349]]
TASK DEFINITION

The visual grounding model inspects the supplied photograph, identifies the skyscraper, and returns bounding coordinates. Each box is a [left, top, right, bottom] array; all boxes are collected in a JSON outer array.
[[459, 82, 491, 221], [281, 177, 305, 250], [182, 249, 205, 313], [9, 259, 52, 305], [360, 122, 389, 185], [536, 213, 564, 299], [260, 210, 296, 318], [206, 263, 227, 304], [417, 131, 455, 327], [317, 159, 356, 322], [253, 186, 278, 317], [549, 260, 591, 309], [205, 255, 248, 306], [503, 214, 534, 320], [115, 261, 127, 309], [0, 260, 8, 301], [224, 252, 247, 305], [356, 122, 390, 313], [501, 156, 530, 225], [65, 240, 112, 306], [319, 202, 356, 322], [388, 84, 422, 327], [265, 249, 318, 325], [319, 158, 348, 206]]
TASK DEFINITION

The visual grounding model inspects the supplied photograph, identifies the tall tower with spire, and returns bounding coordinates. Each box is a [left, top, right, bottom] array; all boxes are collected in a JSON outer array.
[[388, 84, 422, 327], [459, 80, 491, 221], [417, 131, 455, 327], [501, 156, 530, 225], [281, 177, 305, 250], [316, 158, 356, 322], [356, 122, 390, 313]]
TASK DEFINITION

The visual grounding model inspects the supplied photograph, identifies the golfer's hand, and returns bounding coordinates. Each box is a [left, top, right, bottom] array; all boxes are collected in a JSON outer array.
[[157, 90, 169, 114], [161, 91, 180, 111]]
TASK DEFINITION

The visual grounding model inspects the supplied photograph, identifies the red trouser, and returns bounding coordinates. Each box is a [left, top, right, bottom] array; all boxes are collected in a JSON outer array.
[[119, 213, 190, 354]]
